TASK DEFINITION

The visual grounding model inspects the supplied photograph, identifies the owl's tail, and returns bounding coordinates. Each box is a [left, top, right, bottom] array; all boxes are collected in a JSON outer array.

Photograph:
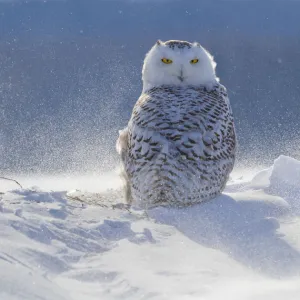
[[116, 127, 128, 160], [116, 127, 133, 204]]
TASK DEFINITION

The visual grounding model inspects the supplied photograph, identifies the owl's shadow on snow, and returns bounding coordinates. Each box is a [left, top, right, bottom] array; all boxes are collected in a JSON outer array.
[[149, 194, 300, 278]]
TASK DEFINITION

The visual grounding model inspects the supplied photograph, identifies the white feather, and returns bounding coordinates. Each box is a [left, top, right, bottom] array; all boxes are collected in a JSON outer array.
[[142, 40, 219, 93]]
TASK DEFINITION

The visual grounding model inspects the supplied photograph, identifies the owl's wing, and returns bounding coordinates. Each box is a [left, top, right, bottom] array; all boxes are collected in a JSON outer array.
[[171, 84, 236, 163], [194, 84, 236, 162]]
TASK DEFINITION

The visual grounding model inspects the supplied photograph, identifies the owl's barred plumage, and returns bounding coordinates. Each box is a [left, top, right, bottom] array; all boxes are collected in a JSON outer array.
[[116, 40, 236, 208]]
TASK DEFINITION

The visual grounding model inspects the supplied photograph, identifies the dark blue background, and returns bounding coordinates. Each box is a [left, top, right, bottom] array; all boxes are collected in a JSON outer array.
[[0, 0, 299, 174]]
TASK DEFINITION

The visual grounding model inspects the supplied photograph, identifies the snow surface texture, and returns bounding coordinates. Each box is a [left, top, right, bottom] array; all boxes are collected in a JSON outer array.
[[1, 155, 300, 300]]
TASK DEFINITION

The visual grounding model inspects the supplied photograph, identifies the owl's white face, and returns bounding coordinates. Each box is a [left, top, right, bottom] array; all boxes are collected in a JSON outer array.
[[142, 40, 218, 92]]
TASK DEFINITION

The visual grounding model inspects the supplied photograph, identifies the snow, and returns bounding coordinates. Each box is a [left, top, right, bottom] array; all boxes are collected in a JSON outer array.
[[1, 155, 300, 299]]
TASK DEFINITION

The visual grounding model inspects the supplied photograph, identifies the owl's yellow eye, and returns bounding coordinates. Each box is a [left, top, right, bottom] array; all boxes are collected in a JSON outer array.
[[190, 58, 199, 64], [161, 58, 173, 64]]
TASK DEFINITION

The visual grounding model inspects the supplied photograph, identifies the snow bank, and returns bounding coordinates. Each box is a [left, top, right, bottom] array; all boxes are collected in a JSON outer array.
[[250, 155, 300, 210], [251, 155, 300, 188]]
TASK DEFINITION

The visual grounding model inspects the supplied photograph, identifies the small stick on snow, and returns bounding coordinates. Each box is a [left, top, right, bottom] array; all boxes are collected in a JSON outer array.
[[0, 177, 23, 189]]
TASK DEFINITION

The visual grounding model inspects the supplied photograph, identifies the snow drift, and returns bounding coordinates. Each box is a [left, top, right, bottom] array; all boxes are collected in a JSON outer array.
[[1, 155, 300, 299]]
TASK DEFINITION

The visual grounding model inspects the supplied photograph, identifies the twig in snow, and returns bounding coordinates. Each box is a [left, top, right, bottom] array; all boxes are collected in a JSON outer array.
[[0, 176, 23, 189]]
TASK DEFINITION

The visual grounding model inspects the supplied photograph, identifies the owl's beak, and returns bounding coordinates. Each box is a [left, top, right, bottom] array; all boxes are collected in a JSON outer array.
[[178, 68, 184, 82]]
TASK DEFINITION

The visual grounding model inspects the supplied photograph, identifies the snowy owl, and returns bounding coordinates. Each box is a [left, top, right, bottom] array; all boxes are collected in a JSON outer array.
[[116, 40, 236, 208]]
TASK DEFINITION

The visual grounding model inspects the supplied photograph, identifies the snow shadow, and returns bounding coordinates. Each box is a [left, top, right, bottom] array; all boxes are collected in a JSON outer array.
[[9, 189, 83, 220], [267, 184, 300, 215], [11, 189, 67, 204], [150, 194, 300, 278], [95, 220, 156, 244]]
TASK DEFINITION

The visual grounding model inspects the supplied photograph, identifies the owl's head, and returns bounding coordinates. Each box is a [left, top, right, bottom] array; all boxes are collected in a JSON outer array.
[[142, 40, 219, 92]]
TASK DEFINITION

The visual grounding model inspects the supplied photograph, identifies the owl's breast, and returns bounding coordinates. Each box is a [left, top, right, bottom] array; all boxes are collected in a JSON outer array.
[[127, 86, 235, 166], [132, 96, 214, 136]]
